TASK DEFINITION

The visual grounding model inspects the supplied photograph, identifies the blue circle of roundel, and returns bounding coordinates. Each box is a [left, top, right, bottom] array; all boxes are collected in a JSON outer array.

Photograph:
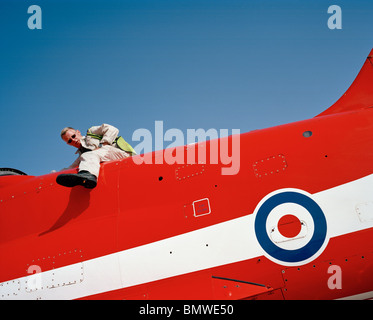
[[254, 191, 327, 263]]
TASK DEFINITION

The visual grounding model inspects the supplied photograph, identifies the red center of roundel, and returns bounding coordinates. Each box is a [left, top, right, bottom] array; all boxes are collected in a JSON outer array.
[[277, 214, 302, 238]]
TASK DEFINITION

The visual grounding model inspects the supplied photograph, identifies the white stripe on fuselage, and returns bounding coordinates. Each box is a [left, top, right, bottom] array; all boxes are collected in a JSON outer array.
[[1, 174, 373, 300]]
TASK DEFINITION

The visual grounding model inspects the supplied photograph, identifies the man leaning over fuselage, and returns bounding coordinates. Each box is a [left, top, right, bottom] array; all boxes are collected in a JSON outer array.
[[56, 124, 131, 189]]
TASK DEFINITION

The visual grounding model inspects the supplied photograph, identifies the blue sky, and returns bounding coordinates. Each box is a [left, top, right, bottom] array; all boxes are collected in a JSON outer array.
[[1, 0, 372, 176]]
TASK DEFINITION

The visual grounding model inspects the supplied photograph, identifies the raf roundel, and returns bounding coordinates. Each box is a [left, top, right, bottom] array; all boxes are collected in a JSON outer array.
[[254, 189, 328, 265]]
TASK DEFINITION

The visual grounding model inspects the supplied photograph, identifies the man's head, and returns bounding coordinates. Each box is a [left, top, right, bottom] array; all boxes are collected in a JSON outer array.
[[60, 127, 82, 149]]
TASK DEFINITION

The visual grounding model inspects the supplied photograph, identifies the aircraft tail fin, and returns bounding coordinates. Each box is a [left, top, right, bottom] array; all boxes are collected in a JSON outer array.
[[316, 49, 373, 117]]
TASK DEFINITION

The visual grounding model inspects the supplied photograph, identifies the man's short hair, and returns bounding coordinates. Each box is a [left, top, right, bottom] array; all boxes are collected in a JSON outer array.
[[60, 127, 75, 138]]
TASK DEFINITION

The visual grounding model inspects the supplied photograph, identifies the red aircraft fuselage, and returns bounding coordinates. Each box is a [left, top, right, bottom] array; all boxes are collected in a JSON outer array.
[[1, 50, 373, 300]]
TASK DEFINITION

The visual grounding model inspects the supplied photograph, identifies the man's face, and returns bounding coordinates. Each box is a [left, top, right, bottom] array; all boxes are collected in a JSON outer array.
[[62, 129, 82, 149]]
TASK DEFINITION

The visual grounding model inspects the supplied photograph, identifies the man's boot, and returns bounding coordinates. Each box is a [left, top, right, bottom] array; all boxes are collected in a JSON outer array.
[[56, 170, 97, 189]]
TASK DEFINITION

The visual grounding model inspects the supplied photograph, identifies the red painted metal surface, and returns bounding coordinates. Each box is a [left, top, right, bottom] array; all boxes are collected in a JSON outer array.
[[1, 49, 372, 300], [317, 48, 373, 116]]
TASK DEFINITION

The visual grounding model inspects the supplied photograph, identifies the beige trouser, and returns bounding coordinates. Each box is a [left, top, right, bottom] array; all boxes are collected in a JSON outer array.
[[79, 145, 130, 178]]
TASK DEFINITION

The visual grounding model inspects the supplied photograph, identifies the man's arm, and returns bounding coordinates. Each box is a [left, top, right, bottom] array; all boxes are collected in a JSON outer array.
[[88, 124, 119, 146]]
